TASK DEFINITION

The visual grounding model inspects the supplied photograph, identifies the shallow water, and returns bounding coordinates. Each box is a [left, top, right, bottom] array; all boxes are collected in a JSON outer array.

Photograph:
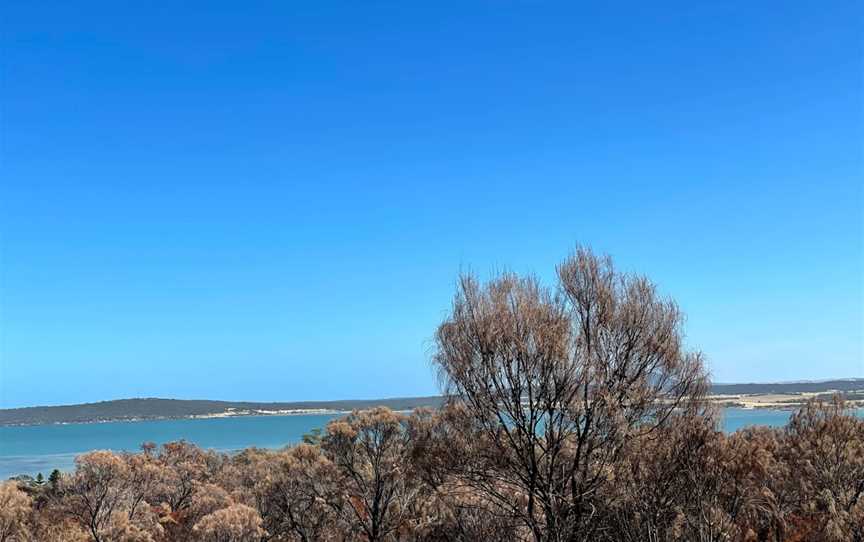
[[0, 413, 339, 479], [719, 407, 795, 433], [2, 408, 861, 479]]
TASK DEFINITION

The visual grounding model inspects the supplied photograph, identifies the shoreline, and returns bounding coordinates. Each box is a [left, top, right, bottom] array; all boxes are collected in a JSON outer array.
[[0, 409, 350, 428], [3, 389, 861, 428], [0, 407, 429, 428], [706, 391, 864, 411]]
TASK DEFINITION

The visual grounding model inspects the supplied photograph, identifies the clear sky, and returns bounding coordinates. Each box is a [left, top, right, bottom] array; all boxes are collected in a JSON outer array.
[[1, 1, 862, 408]]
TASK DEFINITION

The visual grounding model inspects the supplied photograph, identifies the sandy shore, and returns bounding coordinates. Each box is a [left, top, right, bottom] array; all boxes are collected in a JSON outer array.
[[707, 391, 863, 410]]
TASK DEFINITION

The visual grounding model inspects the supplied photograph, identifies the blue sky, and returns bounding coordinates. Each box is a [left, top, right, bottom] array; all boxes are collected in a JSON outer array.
[[1, 1, 861, 408]]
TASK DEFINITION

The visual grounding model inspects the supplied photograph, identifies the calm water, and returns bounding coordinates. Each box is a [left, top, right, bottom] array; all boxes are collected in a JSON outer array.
[[0, 414, 340, 479], [2, 408, 861, 479]]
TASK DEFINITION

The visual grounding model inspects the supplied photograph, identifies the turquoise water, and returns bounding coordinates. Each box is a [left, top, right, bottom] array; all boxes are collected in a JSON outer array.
[[720, 407, 795, 433], [720, 407, 862, 432], [0, 413, 340, 479], [2, 408, 861, 479]]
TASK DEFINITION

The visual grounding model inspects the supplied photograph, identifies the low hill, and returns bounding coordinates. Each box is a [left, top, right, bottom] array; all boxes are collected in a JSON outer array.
[[0, 396, 444, 426]]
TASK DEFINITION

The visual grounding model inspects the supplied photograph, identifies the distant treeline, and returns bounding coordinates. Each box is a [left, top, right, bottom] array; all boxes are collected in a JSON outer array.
[[711, 378, 863, 395], [2, 380, 863, 426]]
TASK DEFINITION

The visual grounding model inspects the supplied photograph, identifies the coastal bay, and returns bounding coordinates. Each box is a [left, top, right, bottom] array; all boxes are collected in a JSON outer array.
[[4, 407, 862, 480]]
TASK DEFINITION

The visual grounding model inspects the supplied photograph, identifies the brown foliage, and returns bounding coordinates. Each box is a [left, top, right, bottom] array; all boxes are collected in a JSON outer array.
[[0, 481, 31, 542], [14, 249, 864, 542], [782, 397, 864, 542], [191, 504, 265, 542], [17, 398, 864, 542]]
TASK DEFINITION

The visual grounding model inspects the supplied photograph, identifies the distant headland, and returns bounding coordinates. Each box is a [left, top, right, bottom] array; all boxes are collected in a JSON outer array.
[[0, 396, 445, 427], [1, 379, 861, 427]]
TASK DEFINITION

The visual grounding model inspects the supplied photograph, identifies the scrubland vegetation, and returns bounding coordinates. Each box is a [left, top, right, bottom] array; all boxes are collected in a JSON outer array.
[[2, 248, 862, 541]]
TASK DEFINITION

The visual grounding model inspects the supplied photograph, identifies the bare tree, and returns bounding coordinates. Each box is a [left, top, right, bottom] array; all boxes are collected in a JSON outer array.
[[408, 407, 525, 542], [261, 445, 342, 542], [433, 247, 709, 542], [322, 407, 423, 541], [152, 441, 219, 515], [61, 451, 132, 542], [223, 445, 341, 542], [61, 451, 164, 542], [604, 412, 719, 542]]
